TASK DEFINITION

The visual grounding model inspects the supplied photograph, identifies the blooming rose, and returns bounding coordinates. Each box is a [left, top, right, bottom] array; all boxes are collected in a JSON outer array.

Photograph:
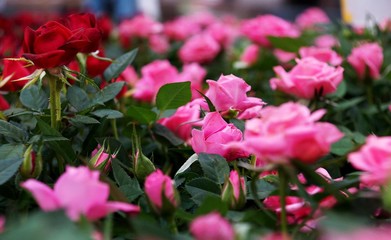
[[23, 13, 101, 68], [205, 21, 238, 48], [0, 59, 35, 91], [191, 112, 248, 161], [314, 34, 339, 48], [163, 17, 201, 41], [347, 42, 383, 80], [295, 7, 330, 29], [299, 46, 342, 66], [204, 74, 265, 118], [242, 102, 343, 163], [179, 63, 206, 99], [179, 34, 220, 64], [241, 14, 300, 47], [21, 166, 140, 221], [348, 135, 391, 186], [144, 169, 177, 214], [190, 212, 235, 240], [148, 34, 169, 54], [270, 57, 344, 99]]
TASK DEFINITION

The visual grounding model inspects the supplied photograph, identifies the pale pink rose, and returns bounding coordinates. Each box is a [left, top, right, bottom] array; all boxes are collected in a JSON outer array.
[[164, 17, 201, 41], [158, 98, 202, 142], [273, 49, 297, 63], [191, 112, 248, 161], [179, 63, 206, 99], [295, 7, 330, 29], [241, 14, 300, 47], [179, 34, 221, 64], [144, 169, 177, 213], [314, 34, 339, 48], [21, 166, 140, 221], [149, 34, 169, 54], [204, 74, 265, 118], [243, 102, 343, 163], [299, 46, 342, 66], [240, 44, 260, 66], [133, 60, 180, 102], [270, 57, 344, 99], [205, 21, 238, 48], [190, 212, 235, 240], [348, 135, 391, 186], [347, 42, 383, 80]]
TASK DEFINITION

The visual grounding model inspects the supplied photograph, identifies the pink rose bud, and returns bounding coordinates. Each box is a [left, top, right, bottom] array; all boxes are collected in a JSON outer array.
[[299, 46, 342, 66], [179, 34, 221, 64], [89, 145, 115, 173], [20, 145, 42, 179], [144, 169, 178, 215], [21, 166, 140, 221], [348, 135, 391, 187], [190, 212, 235, 240], [221, 170, 246, 209], [191, 112, 249, 161], [240, 44, 260, 66], [314, 34, 339, 48], [270, 57, 344, 99], [347, 42, 383, 80]]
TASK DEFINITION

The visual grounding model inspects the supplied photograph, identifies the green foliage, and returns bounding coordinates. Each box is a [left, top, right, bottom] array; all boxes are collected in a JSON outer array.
[[104, 48, 138, 81], [156, 82, 191, 113]]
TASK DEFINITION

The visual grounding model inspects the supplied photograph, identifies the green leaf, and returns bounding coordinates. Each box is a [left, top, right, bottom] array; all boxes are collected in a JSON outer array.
[[247, 178, 278, 200], [112, 159, 143, 202], [104, 49, 138, 81], [127, 106, 157, 124], [331, 136, 355, 156], [268, 36, 309, 52], [19, 85, 48, 111], [37, 119, 76, 164], [198, 153, 230, 184], [0, 120, 28, 143], [69, 115, 100, 125], [66, 85, 91, 111], [329, 80, 347, 98], [153, 123, 184, 146], [94, 82, 125, 104], [186, 177, 221, 205], [91, 109, 123, 119], [156, 82, 191, 112], [0, 144, 25, 185], [334, 97, 365, 111], [175, 154, 198, 176], [195, 195, 228, 216]]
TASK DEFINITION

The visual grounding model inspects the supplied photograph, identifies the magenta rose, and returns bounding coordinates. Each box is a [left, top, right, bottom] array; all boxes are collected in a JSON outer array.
[[347, 42, 383, 80], [270, 57, 344, 99], [190, 212, 235, 240], [179, 34, 221, 64], [191, 112, 248, 161]]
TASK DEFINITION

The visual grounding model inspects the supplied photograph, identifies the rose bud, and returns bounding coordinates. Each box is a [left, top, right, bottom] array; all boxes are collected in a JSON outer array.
[[133, 148, 155, 182], [190, 212, 235, 240], [89, 145, 114, 173], [221, 170, 246, 209], [144, 170, 179, 216], [20, 145, 42, 179]]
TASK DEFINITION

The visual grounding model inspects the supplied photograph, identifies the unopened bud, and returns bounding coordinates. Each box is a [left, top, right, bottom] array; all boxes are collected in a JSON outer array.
[[20, 145, 42, 179], [221, 170, 246, 210]]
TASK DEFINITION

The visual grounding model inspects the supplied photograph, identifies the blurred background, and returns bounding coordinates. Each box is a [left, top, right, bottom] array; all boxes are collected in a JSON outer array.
[[0, 0, 341, 22]]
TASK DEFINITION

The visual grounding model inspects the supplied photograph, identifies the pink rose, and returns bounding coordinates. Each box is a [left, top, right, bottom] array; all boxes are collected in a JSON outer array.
[[295, 7, 330, 30], [90, 145, 115, 172], [348, 135, 391, 186], [191, 112, 248, 161], [299, 46, 342, 66], [144, 169, 177, 214], [264, 195, 311, 224], [205, 21, 238, 48], [179, 34, 221, 64], [133, 60, 179, 102], [190, 212, 235, 240], [204, 74, 265, 118], [179, 63, 206, 99], [222, 170, 246, 209], [241, 14, 300, 47], [158, 98, 202, 142], [240, 44, 260, 66], [164, 17, 201, 41], [273, 49, 296, 63], [314, 34, 339, 48], [347, 42, 383, 80], [243, 102, 343, 163], [270, 57, 344, 99], [21, 166, 140, 221], [149, 34, 169, 54]]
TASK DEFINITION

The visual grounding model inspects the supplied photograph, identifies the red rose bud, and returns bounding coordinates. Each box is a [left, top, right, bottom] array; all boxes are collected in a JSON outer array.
[[89, 145, 114, 173], [20, 145, 42, 179], [221, 170, 246, 209]]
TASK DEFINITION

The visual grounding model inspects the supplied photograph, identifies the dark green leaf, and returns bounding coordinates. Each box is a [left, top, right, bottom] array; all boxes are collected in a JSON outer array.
[[153, 123, 184, 146], [112, 159, 143, 202], [156, 82, 191, 112], [0, 144, 25, 185], [104, 49, 138, 81], [331, 136, 355, 156], [66, 85, 91, 111], [198, 153, 230, 184], [19, 85, 48, 111], [69, 115, 100, 125], [195, 195, 228, 216], [127, 106, 157, 124], [334, 97, 365, 111], [247, 178, 277, 200], [186, 177, 221, 205], [94, 82, 125, 104], [0, 120, 28, 142], [91, 109, 123, 119], [268, 36, 309, 52]]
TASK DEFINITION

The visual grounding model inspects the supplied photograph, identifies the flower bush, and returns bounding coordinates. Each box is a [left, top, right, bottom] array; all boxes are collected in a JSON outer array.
[[1, 7, 391, 240]]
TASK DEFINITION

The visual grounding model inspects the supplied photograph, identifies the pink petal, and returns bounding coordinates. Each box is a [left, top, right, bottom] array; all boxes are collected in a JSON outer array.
[[86, 202, 140, 221], [21, 179, 61, 211]]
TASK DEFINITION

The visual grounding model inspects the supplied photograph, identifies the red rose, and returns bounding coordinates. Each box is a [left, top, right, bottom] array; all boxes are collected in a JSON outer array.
[[1, 59, 35, 91], [22, 13, 101, 69], [0, 95, 10, 111]]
